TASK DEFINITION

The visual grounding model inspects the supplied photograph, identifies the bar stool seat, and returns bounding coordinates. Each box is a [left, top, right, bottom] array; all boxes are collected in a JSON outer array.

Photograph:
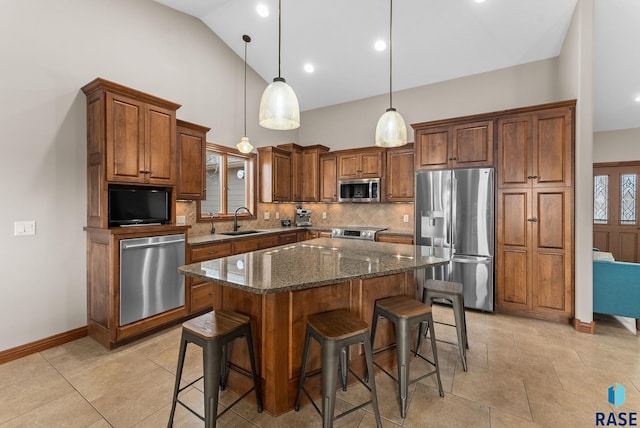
[[295, 309, 382, 428], [419, 279, 469, 372], [371, 295, 444, 418], [168, 310, 262, 428]]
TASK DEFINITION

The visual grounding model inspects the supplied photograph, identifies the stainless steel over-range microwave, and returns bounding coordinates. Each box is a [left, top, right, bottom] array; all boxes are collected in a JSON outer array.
[[338, 178, 380, 202]]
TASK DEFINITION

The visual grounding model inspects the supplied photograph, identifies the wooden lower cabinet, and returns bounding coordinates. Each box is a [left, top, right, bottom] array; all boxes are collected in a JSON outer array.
[[496, 188, 573, 322], [376, 233, 413, 244], [186, 241, 233, 313]]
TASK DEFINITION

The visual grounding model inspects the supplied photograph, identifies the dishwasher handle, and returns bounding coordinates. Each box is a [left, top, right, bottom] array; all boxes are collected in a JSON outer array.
[[121, 237, 185, 251]]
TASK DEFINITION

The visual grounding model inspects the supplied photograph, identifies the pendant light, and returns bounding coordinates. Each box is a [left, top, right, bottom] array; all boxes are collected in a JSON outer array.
[[237, 35, 254, 154], [375, 0, 407, 147], [259, 0, 300, 130]]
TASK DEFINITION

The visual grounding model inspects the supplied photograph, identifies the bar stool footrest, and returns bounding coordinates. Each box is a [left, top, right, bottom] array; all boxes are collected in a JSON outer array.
[[372, 348, 439, 387], [298, 366, 375, 420]]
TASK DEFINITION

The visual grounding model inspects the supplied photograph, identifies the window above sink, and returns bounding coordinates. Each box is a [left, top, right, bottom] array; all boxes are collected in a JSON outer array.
[[197, 143, 256, 223]]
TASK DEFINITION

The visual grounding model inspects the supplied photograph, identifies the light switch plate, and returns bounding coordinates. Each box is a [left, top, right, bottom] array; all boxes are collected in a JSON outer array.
[[322, 212, 327, 219], [176, 215, 186, 225], [275, 212, 280, 219], [403, 214, 409, 223], [264, 212, 270, 220], [14, 220, 36, 236]]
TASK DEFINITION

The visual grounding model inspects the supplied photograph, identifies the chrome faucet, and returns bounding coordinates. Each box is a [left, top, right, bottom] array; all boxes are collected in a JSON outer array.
[[209, 212, 215, 235], [233, 207, 253, 232]]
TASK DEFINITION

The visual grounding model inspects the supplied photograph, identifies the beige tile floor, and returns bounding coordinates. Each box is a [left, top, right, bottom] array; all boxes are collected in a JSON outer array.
[[0, 307, 638, 427]]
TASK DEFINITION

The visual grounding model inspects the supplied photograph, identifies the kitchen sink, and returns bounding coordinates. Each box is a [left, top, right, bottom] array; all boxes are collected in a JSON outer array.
[[219, 230, 262, 236]]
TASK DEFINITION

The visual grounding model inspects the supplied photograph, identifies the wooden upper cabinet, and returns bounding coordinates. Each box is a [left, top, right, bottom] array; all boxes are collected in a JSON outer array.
[[452, 121, 494, 167], [176, 120, 210, 200], [498, 106, 573, 189], [414, 120, 493, 171], [301, 145, 329, 201], [278, 144, 329, 202], [319, 153, 338, 202], [258, 146, 292, 202], [384, 144, 414, 202], [337, 148, 384, 179], [278, 143, 304, 201], [101, 87, 178, 185]]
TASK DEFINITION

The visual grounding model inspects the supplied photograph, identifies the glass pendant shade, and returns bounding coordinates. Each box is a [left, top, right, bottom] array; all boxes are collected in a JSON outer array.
[[375, 108, 407, 147], [259, 77, 300, 130], [237, 136, 253, 153]]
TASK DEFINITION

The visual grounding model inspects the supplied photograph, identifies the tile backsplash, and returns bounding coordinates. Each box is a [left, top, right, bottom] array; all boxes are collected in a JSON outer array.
[[177, 201, 414, 236]]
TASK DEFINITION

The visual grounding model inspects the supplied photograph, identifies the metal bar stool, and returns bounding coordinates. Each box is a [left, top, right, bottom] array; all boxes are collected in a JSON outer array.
[[418, 279, 469, 372], [371, 295, 444, 418], [295, 309, 382, 428], [168, 310, 262, 428]]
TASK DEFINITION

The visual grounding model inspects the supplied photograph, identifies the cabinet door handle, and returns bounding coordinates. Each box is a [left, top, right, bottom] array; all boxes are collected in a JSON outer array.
[[527, 218, 538, 222], [208, 250, 218, 255], [527, 175, 539, 179], [139, 170, 151, 174]]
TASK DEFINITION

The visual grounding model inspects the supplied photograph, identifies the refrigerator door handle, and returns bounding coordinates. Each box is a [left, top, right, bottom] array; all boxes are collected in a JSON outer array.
[[452, 255, 492, 264]]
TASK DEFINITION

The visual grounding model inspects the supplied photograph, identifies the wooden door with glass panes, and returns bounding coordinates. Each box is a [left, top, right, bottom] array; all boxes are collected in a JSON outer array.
[[593, 162, 640, 263]]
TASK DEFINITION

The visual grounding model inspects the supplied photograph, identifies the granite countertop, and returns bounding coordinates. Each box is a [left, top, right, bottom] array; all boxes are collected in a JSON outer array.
[[187, 227, 316, 246], [179, 237, 448, 294], [187, 227, 412, 246]]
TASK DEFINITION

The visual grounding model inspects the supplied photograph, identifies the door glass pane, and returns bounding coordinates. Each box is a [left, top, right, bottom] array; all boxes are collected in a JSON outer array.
[[227, 155, 247, 213], [593, 175, 608, 224], [202, 152, 222, 215], [620, 173, 637, 224]]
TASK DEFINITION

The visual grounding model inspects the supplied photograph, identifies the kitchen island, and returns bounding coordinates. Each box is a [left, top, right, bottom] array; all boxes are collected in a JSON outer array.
[[178, 237, 449, 415]]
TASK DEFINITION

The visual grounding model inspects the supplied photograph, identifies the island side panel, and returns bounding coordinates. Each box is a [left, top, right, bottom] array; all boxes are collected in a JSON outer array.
[[348, 271, 418, 373], [286, 281, 353, 411], [215, 285, 266, 410]]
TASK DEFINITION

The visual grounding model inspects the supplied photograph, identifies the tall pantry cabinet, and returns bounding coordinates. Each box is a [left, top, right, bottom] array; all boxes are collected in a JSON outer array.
[[495, 102, 575, 322]]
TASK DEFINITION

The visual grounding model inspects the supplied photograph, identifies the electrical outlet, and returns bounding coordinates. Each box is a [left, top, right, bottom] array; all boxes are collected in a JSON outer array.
[[275, 212, 280, 219], [403, 214, 409, 223], [322, 212, 327, 219], [264, 212, 270, 220], [14, 220, 36, 236], [176, 215, 186, 225]]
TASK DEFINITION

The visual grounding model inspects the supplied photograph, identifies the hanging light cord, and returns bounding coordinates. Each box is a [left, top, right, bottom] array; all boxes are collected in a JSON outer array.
[[243, 35, 250, 136], [278, 0, 282, 79], [389, 0, 394, 111]]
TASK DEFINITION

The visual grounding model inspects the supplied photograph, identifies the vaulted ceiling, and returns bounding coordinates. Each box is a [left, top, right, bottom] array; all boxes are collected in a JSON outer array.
[[152, 0, 640, 132]]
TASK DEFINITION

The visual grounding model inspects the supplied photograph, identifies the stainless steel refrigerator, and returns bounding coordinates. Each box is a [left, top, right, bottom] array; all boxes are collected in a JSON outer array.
[[415, 168, 495, 311]]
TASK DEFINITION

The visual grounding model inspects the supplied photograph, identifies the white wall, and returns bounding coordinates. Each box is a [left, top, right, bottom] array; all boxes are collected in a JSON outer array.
[[557, 0, 594, 325], [0, 0, 294, 352], [594, 128, 640, 163], [300, 58, 561, 149]]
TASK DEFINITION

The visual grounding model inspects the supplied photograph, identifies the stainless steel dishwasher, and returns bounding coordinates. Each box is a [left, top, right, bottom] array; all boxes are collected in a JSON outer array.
[[119, 234, 185, 325]]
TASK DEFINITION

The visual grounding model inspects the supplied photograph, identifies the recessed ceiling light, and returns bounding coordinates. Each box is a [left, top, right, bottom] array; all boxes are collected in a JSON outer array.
[[374, 39, 387, 51], [635, 95, 640, 103], [304, 63, 315, 73], [256, 4, 269, 17], [474, 0, 487, 3]]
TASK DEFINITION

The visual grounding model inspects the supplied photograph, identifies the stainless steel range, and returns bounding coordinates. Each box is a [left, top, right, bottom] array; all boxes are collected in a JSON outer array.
[[331, 225, 387, 241]]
